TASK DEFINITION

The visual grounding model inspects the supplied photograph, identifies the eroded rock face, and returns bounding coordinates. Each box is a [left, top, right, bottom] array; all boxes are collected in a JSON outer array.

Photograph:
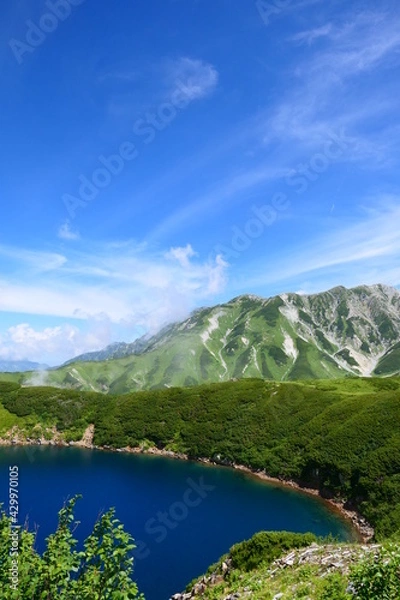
[[74, 423, 95, 447]]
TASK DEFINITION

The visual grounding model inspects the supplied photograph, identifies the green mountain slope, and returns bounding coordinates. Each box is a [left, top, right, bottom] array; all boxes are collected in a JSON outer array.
[[5, 284, 400, 393]]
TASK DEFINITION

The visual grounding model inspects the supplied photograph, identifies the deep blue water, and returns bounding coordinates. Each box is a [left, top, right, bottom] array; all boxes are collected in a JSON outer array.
[[0, 447, 355, 599]]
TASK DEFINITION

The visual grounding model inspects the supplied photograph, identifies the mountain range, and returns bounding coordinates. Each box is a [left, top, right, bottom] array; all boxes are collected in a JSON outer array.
[[3, 283, 400, 393], [0, 360, 49, 373]]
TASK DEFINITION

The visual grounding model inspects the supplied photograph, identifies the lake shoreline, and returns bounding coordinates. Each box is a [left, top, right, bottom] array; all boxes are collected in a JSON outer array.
[[116, 445, 373, 543], [0, 425, 374, 543]]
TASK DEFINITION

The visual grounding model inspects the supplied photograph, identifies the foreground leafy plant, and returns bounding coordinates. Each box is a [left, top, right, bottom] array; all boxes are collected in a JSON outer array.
[[0, 496, 144, 599], [350, 544, 400, 599]]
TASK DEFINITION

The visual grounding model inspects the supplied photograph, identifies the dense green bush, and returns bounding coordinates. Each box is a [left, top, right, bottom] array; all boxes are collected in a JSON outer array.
[[229, 531, 318, 571]]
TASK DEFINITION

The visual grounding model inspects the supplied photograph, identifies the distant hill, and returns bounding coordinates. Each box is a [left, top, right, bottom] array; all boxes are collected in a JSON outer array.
[[0, 360, 49, 373], [9, 283, 400, 392]]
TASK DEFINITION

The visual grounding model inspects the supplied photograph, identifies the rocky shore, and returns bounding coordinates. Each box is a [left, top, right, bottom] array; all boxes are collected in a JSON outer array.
[[230, 464, 374, 543], [0, 423, 374, 542]]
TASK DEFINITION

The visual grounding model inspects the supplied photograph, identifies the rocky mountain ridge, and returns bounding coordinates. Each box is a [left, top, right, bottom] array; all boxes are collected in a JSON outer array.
[[5, 283, 400, 392]]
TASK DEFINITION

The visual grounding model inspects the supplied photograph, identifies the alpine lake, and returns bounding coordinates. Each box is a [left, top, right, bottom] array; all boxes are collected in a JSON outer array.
[[0, 446, 357, 599]]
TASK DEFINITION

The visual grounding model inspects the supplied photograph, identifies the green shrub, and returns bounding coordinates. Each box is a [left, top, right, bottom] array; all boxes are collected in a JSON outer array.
[[229, 531, 317, 571], [350, 544, 400, 599]]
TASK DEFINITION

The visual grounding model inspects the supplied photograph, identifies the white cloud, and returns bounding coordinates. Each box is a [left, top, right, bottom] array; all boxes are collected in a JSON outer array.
[[0, 321, 112, 365], [165, 57, 219, 100], [0, 240, 229, 328], [165, 244, 197, 268], [0, 279, 129, 322], [0, 240, 230, 363], [206, 254, 229, 295], [58, 220, 80, 241]]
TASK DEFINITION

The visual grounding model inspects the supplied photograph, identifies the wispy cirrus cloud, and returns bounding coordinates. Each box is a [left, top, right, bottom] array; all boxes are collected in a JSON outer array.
[[0, 245, 66, 273], [240, 201, 400, 293], [308, 13, 400, 77], [264, 9, 400, 164], [149, 164, 288, 241]]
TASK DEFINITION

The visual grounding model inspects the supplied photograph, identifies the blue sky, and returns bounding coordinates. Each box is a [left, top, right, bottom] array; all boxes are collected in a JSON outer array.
[[1, 0, 400, 364]]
